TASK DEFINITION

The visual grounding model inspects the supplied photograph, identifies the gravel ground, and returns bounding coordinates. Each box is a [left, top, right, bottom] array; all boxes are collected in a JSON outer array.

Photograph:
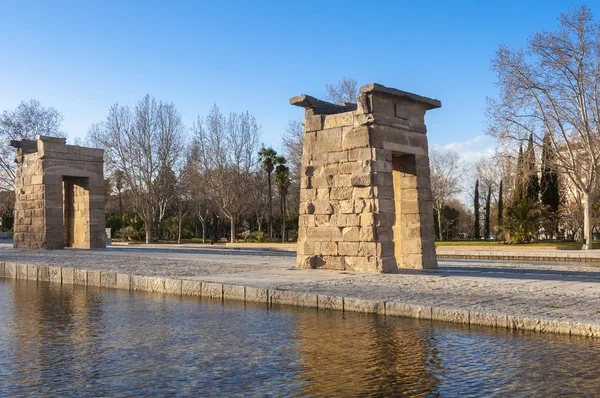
[[2, 246, 600, 326]]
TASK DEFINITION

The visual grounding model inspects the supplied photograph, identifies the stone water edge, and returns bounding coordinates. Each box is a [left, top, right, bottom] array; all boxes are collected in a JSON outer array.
[[1, 261, 598, 338]]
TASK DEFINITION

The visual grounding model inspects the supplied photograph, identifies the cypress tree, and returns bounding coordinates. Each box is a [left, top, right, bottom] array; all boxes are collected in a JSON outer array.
[[498, 180, 504, 228], [514, 143, 525, 204], [484, 186, 492, 240], [540, 133, 560, 213], [525, 133, 540, 202], [474, 179, 480, 240]]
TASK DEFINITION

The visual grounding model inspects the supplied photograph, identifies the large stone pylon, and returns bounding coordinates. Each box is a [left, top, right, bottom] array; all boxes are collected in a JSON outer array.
[[291, 83, 441, 273], [10, 135, 106, 250]]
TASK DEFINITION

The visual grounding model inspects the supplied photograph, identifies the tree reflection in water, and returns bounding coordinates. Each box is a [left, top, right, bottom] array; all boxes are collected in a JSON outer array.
[[1, 279, 600, 396]]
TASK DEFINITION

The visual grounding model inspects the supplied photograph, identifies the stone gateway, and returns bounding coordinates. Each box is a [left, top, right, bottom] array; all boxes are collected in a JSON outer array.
[[10, 135, 106, 250], [291, 83, 441, 273]]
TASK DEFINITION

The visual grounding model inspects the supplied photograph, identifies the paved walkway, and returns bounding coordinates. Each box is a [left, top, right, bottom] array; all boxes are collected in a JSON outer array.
[[2, 245, 600, 336]]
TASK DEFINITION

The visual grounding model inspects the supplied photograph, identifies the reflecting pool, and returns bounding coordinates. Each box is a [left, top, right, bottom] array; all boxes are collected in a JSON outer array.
[[1, 278, 599, 396]]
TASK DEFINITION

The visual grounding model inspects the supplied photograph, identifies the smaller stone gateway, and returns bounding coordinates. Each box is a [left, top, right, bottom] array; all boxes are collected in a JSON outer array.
[[291, 83, 441, 273], [10, 135, 106, 250]]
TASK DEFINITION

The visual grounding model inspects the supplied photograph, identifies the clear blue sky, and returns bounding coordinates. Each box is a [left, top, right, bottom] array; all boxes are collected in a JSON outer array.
[[0, 0, 594, 159]]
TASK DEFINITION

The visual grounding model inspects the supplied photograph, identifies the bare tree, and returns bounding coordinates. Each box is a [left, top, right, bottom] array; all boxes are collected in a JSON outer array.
[[325, 77, 358, 105], [281, 120, 304, 180], [193, 105, 260, 242], [0, 100, 64, 190], [488, 6, 600, 249], [430, 149, 463, 241], [88, 95, 186, 243]]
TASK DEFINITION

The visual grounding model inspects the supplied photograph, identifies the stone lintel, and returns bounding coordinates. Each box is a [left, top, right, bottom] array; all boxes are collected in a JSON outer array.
[[35, 135, 67, 145], [290, 94, 357, 115], [360, 83, 441, 110]]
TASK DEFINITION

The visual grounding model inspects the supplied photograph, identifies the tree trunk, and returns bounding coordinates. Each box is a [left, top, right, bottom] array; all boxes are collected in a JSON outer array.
[[145, 224, 152, 244], [118, 191, 123, 218], [281, 196, 285, 243], [230, 214, 236, 243], [582, 191, 594, 250], [268, 173, 272, 239], [177, 211, 182, 244], [437, 207, 443, 241], [201, 220, 206, 243]]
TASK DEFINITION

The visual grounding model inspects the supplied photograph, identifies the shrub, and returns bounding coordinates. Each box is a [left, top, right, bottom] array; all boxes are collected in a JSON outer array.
[[118, 226, 138, 241]]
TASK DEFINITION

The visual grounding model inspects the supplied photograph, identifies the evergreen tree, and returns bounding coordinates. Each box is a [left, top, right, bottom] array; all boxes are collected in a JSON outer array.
[[484, 186, 492, 240], [540, 133, 560, 213], [514, 143, 525, 204], [525, 133, 540, 202], [498, 180, 504, 228], [474, 179, 480, 239]]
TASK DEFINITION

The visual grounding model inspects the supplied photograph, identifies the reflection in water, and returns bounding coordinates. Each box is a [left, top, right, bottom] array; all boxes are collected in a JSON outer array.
[[295, 313, 440, 396], [1, 278, 600, 396]]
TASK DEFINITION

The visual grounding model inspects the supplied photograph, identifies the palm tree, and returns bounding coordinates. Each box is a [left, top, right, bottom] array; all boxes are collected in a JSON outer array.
[[274, 159, 290, 243], [258, 147, 278, 238]]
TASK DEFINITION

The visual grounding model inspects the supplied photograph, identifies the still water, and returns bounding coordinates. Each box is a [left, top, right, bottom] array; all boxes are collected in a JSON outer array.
[[1, 278, 599, 397]]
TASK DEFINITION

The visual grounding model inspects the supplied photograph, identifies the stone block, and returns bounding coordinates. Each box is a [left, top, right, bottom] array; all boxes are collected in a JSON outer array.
[[316, 241, 338, 256], [62, 268, 75, 285], [0, 262, 4, 278], [131, 275, 148, 291], [314, 215, 331, 227], [305, 115, 323, 132], [344, 298, 385, 314], [202, 282, 223, 299], [469, 311, 508, 329], [87, 270, 101, 287], [49, 266, 62, 284], [341, 227, 360, 241], [100, 272, 117, 289], [317, 295, 344, 311], [385, 302, 430, 319], [359, 226, 377, 242], [73, 269, 87, 285], [27, 264, 38, 281], [270, 290, 317, 308], [342, 126, 370, 150], [314, 256, 345, 270], [348, 256, 379, 273], [296, 255, 316, 269], [16, 264, 27, 280], [338, 242, 360, 256], [313, 201, 334, 215], [148, 277, 166, 293], [431, 306, 470, 324], [165, 278, 182, 295], [323, 111, 353, 129], [181, 280, 202, 296], [352, 186, 373, 198], [297, 241, 316, 256], [314, 128, 342, 153], [245, 286, 269, 304], [223, 285, 245, 301], [116, 274, 131, 290]]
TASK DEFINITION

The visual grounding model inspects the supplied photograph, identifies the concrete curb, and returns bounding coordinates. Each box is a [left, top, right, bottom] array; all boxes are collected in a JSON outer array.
[[2, 261, 598, 338], [437, 253, 600, 262]]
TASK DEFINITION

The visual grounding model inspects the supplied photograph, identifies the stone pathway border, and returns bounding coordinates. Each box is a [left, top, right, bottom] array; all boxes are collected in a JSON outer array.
[[437, 250, 600, 262], [2, 261, 599, 339]]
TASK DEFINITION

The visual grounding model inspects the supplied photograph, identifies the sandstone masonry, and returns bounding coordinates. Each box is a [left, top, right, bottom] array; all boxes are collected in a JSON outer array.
[[291, 83, 441, 272], [10, 135, 106, 249]]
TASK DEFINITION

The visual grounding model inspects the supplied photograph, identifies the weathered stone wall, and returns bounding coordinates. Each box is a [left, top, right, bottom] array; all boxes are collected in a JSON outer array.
[[11, 136, 105, 250], [292, 83, 440, 273]]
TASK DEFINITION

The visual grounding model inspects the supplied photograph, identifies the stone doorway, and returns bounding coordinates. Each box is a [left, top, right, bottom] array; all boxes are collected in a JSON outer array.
[[63, 177, 90, 248]]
